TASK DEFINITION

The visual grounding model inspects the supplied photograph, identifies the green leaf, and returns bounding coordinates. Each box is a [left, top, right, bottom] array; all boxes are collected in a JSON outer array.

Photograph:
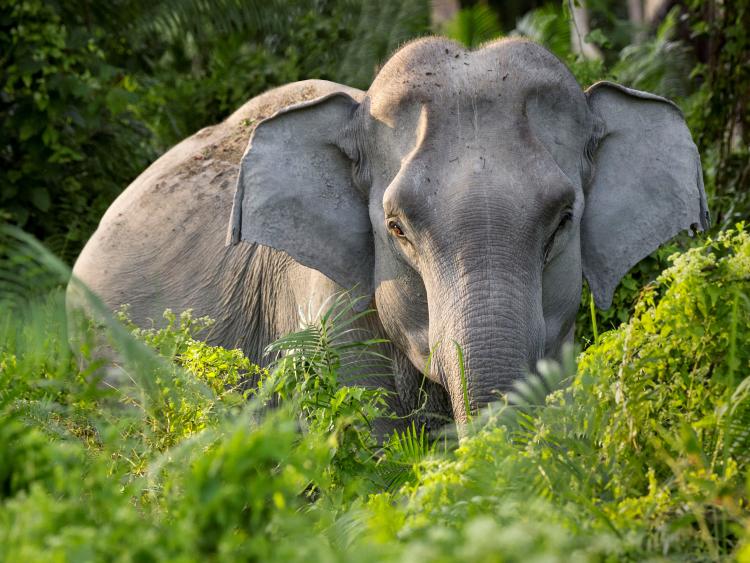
[[29, 188, 51, 212], [584, 28, 611, 49], [19, 120, 40, 141]]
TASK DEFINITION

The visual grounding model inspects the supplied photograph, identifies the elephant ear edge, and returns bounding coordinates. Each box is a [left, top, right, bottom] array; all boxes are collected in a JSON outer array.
[[228, 91, 374, 307], [581, 81, 710, 310]]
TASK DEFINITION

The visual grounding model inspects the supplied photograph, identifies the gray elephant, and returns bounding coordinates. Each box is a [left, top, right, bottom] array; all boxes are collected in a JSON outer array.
[[71, 37, 708, 425]]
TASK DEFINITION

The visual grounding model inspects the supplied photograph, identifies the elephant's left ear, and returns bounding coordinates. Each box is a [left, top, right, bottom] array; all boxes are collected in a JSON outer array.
[[581, 81, 709, 310], [229, 91, 374, 305]]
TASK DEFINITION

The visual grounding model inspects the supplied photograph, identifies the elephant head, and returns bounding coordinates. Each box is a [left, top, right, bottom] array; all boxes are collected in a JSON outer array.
[[229, 38, 708, 423]]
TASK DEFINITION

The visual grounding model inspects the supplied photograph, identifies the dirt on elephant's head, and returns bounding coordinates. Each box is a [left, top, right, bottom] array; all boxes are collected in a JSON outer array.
[[175, 82, 326, 178]]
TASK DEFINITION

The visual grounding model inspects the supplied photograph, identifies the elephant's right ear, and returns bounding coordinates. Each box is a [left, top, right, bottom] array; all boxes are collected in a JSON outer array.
[[228, 92, 373, 303]]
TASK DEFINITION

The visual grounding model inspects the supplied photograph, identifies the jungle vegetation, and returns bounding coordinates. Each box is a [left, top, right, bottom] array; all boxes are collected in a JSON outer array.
[[1, 0, 749, 560]]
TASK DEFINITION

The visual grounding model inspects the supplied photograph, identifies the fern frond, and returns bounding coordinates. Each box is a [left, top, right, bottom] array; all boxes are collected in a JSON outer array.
[[335, 0, 431, 88], [512, 4, 571, 59], [441, 4, 502, 49], [376, 421, 435, 492], [612, 8, 696, 100]]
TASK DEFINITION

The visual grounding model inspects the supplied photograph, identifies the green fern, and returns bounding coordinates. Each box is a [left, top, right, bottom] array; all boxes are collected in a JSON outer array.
[[441, 4, 503, 49], [612, 7, 696, 100], [336, 0, 431, 88], [512, 3, 571, 59], [376, 421, 436, 492]]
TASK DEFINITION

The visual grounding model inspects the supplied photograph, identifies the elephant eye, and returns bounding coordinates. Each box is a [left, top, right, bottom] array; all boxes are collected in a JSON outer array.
[[559, 209, 573, 228], [387, 219, 406, 239], [543, 209, 573, 264]]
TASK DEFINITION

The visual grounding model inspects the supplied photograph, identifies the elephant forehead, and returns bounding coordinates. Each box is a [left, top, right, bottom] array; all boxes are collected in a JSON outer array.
[[368, 37, 586, 127]]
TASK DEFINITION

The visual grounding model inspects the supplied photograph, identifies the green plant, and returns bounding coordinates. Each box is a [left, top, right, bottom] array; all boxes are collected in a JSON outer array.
[[611, 8, 696, 100], [684, 0, 750, 226], [8, 3, 750, 559], [576, 241, 682, 346], [0, 0, 155, 262], [2, 222, 750, 560], [441, 4, 503, 48], [513, 3, 570, 55]]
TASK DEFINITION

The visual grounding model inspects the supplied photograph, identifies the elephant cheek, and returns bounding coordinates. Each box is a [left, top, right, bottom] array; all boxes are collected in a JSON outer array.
[[542, 234, 583, 357], [374, 277, 430, 370]]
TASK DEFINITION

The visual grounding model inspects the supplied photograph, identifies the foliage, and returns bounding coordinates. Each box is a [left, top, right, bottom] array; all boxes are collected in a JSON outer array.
[[0, 0, 430, 263], [117, 306, 263, 397], [441, 4, 503, 49], [611, 8, 696, 100], [683, 0, 750, 228], [3, 3, 750, 559], [576, 240, 681, 346], [135, 2, 353, 148], [513, 3, 571, 59], [2, 216, 750, 560], [0, 0, 155, 262]]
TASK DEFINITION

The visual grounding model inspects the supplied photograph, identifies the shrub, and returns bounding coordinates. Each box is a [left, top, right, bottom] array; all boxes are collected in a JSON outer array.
[[2, 220, 750, 559], [0, 0, 155, 262]]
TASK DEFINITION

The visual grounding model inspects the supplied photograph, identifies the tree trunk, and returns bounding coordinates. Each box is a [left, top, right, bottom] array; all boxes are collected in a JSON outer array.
[[431, 0, 460, 27], [570, 3, 603, 60]]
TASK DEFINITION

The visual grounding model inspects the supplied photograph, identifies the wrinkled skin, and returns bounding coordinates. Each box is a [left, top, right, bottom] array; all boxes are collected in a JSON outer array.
[[72, 38, 708, 426]]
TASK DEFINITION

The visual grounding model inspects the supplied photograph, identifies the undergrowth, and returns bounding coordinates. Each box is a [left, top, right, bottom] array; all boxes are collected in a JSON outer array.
[[1, 225, 749, 561]]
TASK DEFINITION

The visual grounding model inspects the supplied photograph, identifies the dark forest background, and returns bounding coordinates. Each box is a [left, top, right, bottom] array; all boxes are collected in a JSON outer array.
[[2, 0, 747, 260]]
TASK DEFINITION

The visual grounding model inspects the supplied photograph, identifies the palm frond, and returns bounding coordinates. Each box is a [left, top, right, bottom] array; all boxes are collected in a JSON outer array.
[[336, 0, 431, 88], [375, 420, 435, 492], [441, 4, 503, 49], [466, 344, 577, 439], [506, 347, 576, 409], [512, 4, 571, 59], [266, 291, 392, 384], [612, 8, 696, 100]]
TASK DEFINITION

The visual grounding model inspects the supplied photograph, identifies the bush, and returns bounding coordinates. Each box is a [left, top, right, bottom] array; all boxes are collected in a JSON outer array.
[[0, 0, 154, 262], [1, 225, 750, 560]]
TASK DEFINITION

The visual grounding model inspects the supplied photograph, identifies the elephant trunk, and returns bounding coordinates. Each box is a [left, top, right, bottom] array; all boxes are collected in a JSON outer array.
[[427, 261, 545, 424]]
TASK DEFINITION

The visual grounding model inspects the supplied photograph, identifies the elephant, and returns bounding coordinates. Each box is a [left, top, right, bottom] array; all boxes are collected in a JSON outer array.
[[70, 37, 708, 427]]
